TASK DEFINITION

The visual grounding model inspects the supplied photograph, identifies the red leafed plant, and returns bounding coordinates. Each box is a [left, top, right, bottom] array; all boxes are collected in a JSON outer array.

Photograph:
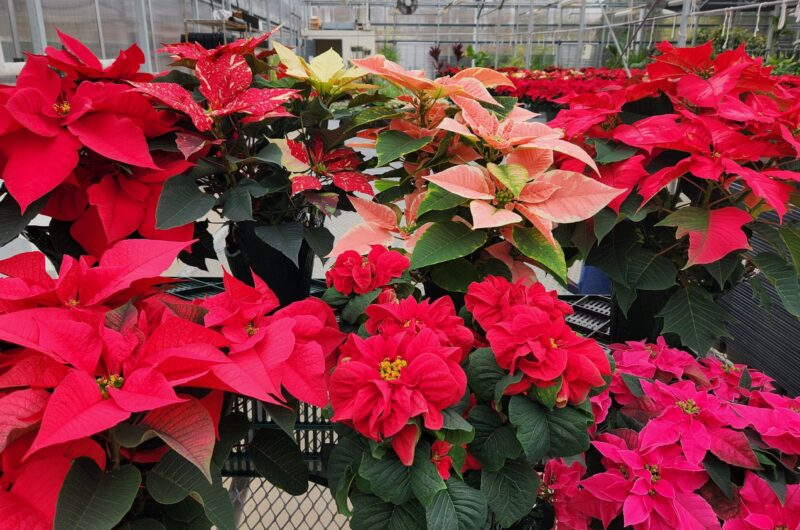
[[550, 42, 800, 354], [0, 238, 344, 529], [0, 30, 200, 259]]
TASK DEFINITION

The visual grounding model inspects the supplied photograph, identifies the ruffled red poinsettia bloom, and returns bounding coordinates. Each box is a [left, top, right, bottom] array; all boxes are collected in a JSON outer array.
[[329, 328, 466, 465], [200, 270, 345, 407], [365, 295, 474, 360], [580, 431, 716, 530], [0, 54, 171, 211], [485, 305, 608, 402], [325, 245, 409, 295], [639, 380, 757, 469], [131, 45, 296, 132], [464, 275, 573, 330], [274, 137, 374, 195], [722, 472, 800, 530]]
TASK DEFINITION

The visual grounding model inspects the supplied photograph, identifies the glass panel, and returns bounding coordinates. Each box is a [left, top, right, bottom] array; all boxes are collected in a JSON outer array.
[[42, 0, 102, 56]]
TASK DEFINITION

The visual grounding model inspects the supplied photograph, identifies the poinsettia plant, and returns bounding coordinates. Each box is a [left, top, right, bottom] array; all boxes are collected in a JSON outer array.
[[0, 238, 344, 529], [326, 55, 623, 292], [533, 338, 798, 530], [551, 41, 800, 353], [321, 247, 614, 529], [0, 30, 201, 262], [131, 34, 391, 302]]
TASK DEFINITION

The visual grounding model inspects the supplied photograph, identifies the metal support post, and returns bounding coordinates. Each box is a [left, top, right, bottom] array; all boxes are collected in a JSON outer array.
[[25, 0, 47, 54], [576, 0, 588, 67], [134, 0, 153, 72], [677, 0, 692, 46]]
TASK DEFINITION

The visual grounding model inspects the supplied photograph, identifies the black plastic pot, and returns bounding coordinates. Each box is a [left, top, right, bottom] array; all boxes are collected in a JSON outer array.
[[225, 222, 315, 307], [609, 288, 666, 344]]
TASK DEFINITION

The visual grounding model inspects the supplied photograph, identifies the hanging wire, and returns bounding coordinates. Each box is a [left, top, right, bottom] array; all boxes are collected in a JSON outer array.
[[670, 15, 677, 39], [755, 3, 762, 36], [779, 0, 788, 29], [721, 10, 731, 49]]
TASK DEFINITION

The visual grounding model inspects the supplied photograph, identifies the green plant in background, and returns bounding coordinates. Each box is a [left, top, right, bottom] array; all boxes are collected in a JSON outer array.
[[378, 42, 400, 62], [767, 54, 800, 74], [695, 27, 767, 56], [466, 44, 493, 67]]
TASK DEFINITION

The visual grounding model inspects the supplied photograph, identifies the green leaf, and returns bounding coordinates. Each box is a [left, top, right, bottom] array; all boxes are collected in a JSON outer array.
[[350, 494, 426, 530], [487, 163, 528, 198], [468, 405, 523, 471], [441, 409, 475, 445], [626, 248, 677, 290], [410, 222, 487, 270], [252, 143, 282, 165], [481, 458, 539, 528], [752, 252, 800, 317], [512, 226, 567, 283], [477, 258, 512, 281], [657, 285, 733, 354], [146, 452, 235, 530], [348, 106, 403, 129], [739, 368, 752, 391], [341, 289, 381, 324], [359, 452, 413, 505], [591, 138, 637, 164], [236, 178, 269, 197], [254, 222, 305, 267], [531, 378, 561, 409], [507, 396, 549, 461], [221, 188, 254, 222], [0, 193, 48, 246], [430, 259, 479, 293], [621, 373, 645, 397], [327, 435, 367, 516], [411, 443, 447, 507], [612, 281, 637, 317], [586, 223, 639, 284], [249, 429, 309, 495], [304, 226, 335, 261], [321, 286, 350, 306], [780, 226, 800, 272], [705, 252, 742, 289], [375, 130, 434, 166], [264, 402, 297, 439], [156, 175, 216, 229], [494, 372, 524, 410], [466, 348, 505, 402], [212, 412, 249, 468], [426, 479, 488, 530], [417, 183, 466, 216], [703, 453, 733, 499], [593, 208, 618, 243], [54, 459, 141, 530], [656, 206, 708, 231]]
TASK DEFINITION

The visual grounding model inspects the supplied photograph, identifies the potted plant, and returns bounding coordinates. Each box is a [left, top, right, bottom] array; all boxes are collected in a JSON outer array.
[[551, 41, 800, 354]]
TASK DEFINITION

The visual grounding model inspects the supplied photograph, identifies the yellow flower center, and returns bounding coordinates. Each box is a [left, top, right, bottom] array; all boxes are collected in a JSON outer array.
[[97, 374, 124, 398], [245, 322, 259, 337], [537, 482, 555, 501], [66, 298, 79, 307], [676, 399, 700, 415], [495, 189, 514, 205], [645, 464, 660, 482], [53, 101, 71, 116], [378, 357, 407, 381], [549, 338, 559, 349]]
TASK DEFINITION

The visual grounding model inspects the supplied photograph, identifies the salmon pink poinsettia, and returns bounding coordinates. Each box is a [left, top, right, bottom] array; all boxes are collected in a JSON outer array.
[[329, 328, 466, 465]]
